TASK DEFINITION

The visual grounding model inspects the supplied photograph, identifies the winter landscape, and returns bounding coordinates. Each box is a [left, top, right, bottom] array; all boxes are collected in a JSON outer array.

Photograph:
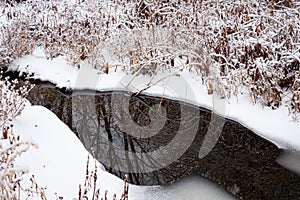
[[1, 0, 300, 199]]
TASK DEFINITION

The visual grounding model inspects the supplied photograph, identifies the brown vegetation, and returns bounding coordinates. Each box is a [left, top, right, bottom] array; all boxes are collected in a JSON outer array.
[[0, 0, 299, 115]]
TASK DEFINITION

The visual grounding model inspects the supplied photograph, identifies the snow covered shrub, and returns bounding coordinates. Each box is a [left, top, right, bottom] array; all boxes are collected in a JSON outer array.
[[3, 0, 27, 6], [95, 0, 211, 75], [194, 0, 300, 113], [0, 3, 40, 67], [0, 0, 107, 66], [40, 1, 108, 65], [0, 76, 32, 140], [0, 138, 38, 199], [0, 76, 37, 199], [1, 0, 299, 114]]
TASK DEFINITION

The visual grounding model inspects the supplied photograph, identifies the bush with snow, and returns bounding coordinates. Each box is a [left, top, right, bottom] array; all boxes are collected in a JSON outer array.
[[0, 0, 299, 115], [0, 76, 38, 199]]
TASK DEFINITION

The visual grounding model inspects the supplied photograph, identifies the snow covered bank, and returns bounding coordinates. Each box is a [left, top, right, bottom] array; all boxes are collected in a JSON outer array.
[[13, 104, 235, 200], [9, 49, 300, 152]]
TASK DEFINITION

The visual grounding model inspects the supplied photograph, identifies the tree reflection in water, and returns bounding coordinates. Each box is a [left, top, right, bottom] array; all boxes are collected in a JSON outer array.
[[27, 83, 300, 200]]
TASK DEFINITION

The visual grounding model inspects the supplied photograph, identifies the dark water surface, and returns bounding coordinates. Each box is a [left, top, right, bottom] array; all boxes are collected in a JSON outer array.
[[8, 74, 300, 200]]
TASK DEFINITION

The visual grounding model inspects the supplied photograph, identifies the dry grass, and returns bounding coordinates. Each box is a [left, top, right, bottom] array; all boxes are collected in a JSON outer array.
[[0, 0, 299, 115], [0, 76, 32, 139], [76, 155, 129, 200], [0, 75, 38, 199]]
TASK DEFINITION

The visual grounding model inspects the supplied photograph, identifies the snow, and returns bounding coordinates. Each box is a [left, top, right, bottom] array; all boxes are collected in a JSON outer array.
[[9, 48, 79, 89], [13, 104, 235, 200], [14, 105, 121, 199], [2, 1, 299, 199], [9, 48, 300, 151]]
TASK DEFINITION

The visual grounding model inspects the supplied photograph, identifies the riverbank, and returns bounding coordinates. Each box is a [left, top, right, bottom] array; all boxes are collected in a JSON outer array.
[[9, 47, 300, 151]]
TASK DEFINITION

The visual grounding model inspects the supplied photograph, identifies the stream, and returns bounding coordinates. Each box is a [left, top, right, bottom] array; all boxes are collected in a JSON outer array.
[[5, 72, 300, 200]]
